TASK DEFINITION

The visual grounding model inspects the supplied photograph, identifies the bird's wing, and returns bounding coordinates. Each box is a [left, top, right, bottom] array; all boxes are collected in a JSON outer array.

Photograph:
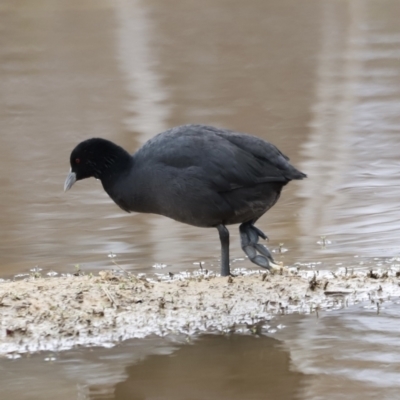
[[214, 126, 306, 181], [141, 125, 304, 193]]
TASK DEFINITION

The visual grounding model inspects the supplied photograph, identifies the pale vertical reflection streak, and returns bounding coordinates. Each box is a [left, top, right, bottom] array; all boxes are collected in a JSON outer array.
[[112, 0, 185, 266], [297, 1, 366, 251], [113, 0, 169, 142]]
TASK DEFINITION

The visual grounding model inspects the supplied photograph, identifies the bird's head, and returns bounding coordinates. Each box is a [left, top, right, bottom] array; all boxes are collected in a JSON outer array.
[[64, 138, 129, 191]]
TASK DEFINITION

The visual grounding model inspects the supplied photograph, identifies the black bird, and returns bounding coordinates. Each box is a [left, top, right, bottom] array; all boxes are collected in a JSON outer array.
[[64, 124, 306, 276]]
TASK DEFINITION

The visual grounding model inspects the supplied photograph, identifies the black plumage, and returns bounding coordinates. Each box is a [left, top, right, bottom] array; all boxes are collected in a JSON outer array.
[[65, 124, 306, 276]]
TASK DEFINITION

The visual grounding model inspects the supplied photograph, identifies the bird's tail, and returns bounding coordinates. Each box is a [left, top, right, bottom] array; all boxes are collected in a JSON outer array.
[[287, 166, 307, 180]]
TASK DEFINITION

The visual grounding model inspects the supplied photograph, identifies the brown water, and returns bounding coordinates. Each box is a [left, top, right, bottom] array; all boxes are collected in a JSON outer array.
[[1, 0, 400, 398]]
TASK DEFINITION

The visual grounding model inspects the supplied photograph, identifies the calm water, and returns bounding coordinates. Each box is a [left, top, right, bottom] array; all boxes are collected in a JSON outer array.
[[1, 0, 400, 398]]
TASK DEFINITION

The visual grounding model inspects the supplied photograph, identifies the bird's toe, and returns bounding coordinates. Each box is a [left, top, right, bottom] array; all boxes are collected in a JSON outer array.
[[255, 243, 275, 262]]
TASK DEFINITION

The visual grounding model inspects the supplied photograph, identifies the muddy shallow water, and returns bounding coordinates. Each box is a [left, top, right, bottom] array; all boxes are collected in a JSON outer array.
[[1, 0, 400, 398]]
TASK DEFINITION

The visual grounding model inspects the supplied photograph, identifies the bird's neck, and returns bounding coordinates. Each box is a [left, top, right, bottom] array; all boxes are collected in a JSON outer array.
[[100, 152, 137, 213], [98, 146, 133, 186]]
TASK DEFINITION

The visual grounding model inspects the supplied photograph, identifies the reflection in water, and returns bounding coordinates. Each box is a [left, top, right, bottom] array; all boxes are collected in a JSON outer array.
[[0, 334, 304, 400], [113, 0, 170, 139], [114, 335, 303, 400]]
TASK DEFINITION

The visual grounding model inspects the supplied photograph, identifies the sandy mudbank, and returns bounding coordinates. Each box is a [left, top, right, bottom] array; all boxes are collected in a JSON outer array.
[[0, 267, 399, 356]]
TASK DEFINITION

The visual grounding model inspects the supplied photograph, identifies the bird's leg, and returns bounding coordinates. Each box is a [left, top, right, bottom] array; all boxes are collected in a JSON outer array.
[[217, 224, 230, 276], [239, 222, 281, 271]]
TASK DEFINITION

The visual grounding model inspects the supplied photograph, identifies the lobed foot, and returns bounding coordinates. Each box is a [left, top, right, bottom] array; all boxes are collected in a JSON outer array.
[[239, 222, 282, 272]]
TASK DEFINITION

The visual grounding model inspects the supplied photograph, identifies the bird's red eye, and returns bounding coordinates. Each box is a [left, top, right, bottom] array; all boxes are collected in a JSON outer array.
[[75, 158, 81, 164]]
